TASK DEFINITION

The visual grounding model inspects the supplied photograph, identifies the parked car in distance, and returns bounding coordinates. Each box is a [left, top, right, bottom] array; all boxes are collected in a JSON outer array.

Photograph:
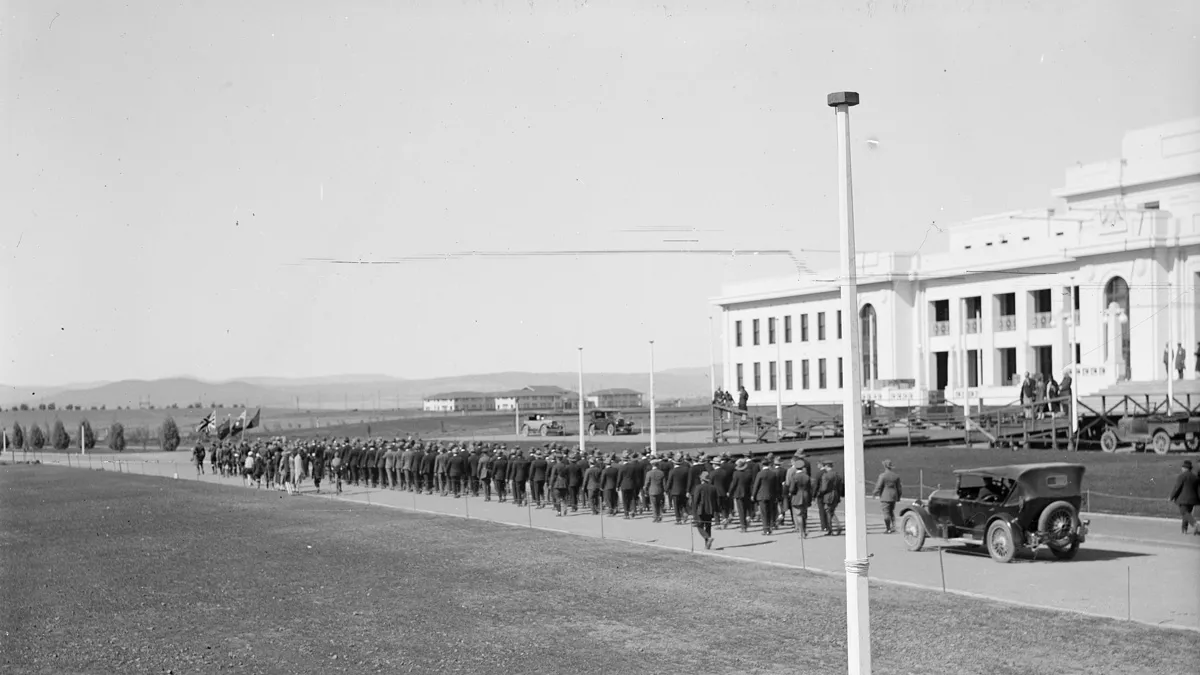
[[522, 414, 565, 437], [586, 410, 635, 436], [898, 462, 1089, 563]]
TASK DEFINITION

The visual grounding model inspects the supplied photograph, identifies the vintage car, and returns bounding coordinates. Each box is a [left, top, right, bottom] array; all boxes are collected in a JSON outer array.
[[898, 462, 1089, 563], [586, 410, 635, 436], [521, 414, 565, 437]]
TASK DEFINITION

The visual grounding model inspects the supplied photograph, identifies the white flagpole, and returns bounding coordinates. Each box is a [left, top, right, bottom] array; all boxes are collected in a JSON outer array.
[[578, 347, 586, 453], [829, 90, 871, 675], [776, 317, 784, 431], [649, 340, 657, 455]]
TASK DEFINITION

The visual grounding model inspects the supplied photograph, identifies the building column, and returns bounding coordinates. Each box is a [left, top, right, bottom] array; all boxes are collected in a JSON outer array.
[[1015, 290, 1030, 378]]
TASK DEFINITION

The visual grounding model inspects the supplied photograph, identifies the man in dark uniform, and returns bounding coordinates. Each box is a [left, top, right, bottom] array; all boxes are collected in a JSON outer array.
[[477, 446, 493, 501], [601, 457, 620, 516], [420, 445, 437, 494], [564, 452, 584, 512], [1168, 460, 1200, 535], [447, 447, 467, 497], [644, 458, 666, 522], [407, 443, 423, 492], [667, 457, 690, 524], [509, 449, 531, 506], [433, 447, 449, 495], [711, 453, 735, 528], [872, 459, 903, 534], [693, 471, 721, 549], [374, 443, 389, 488], [729, 458, 755, 533], [617, 456, 640, 519], [752, 459, 780, 535], [530, 450, 549, 508], [787, 459, 813, 536], [492, 449, 510, 503], [817, 461, 845, 535], [466, 445, 481, 497], [687, 454, 709, 520], [583, 458, 603, 515]]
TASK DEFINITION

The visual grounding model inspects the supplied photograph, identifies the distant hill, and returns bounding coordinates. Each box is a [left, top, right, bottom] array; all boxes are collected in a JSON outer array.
[[0, 367, 717, 410]]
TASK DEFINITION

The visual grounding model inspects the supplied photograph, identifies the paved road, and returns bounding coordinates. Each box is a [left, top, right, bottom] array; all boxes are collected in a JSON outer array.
[[38, 453, 1200, 632]]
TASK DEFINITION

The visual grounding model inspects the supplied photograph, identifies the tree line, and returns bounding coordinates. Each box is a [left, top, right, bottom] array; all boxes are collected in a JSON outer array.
[[4, 416, 183, 453]]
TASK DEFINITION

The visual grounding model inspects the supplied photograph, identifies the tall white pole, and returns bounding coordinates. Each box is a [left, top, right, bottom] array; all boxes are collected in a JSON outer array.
[[829, 90, 871, 675], [709, 316, 717, 396], [1069, 279, 1079, 436], [776, 318, 784, 431], [578, 347, 586, 452], [649, 340, 657, 455], [1166, 283, 1174, 416]]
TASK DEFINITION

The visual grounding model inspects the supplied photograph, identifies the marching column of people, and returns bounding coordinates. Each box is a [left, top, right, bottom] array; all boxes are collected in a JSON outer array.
[[190, 436, 883, 549]]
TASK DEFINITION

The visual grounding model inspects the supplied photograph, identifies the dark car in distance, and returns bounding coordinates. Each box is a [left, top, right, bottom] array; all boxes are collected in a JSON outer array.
[[898, 462, 1090, 563], [586, 410, 635, 436]]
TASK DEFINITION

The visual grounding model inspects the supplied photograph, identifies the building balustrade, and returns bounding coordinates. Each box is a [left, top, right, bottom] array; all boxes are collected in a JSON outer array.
[[965, 318, 980, 334], [995, 315, 1016, 332], [1031, 312, 1055, 329], [932, 320, 950, 336]]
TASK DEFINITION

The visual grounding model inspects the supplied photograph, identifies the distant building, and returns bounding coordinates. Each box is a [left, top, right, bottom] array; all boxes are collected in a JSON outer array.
[[421, 391, 496, 413], [586, 388, 644, 409], [493, 385, 580, 412], [714, 118, 1200, 407]]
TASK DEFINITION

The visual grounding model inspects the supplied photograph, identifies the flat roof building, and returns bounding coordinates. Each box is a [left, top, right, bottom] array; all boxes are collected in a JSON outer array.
[[713, 118, 1200, 407]]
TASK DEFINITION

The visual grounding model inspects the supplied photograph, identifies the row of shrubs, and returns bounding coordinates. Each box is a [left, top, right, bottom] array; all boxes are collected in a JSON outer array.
[[5, 417, 183, 453]]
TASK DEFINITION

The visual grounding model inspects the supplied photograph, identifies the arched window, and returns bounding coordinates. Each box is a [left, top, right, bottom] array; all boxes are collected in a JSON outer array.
[[1103, 276, 1131, 380], [860, 304, 878, 387]]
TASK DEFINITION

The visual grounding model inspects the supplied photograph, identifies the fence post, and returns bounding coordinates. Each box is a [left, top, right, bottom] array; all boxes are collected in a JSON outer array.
[[920, 470, 924, 500], [1126, 566, 1131, 621], [938, 545, 947, 593]]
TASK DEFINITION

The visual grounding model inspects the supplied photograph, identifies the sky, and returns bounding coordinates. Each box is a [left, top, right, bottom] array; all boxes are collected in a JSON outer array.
[[2, 0, 1198, 386]]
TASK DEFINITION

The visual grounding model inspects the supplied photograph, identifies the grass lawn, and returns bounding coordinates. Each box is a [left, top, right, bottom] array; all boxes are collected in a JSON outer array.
[[2, 466, 1195, 675]]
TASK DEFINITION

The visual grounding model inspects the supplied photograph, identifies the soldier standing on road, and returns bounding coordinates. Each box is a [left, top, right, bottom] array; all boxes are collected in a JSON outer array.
[[729, 458, 754, 533], [310, 443, 325, 493], [477, 446, 493, 501], [601, 456, 619, 515], [530, 450, 548, 508], [583, 458, 603, 515], [667, 457, 690, 524], [492, 449, 510, 503], [193, 442, 206, 476], [752, 459, 780, 536], [787, 459, 813, 536], [1168, 460, 1200, 535], [872, 459, 903, 534], [551, 453, 570, 517], [420, 444, 437, 494], [617, 455, 640, 519], [711, 453, 734, 529], [509, 448, 530, 506], [644, 459, 666, 522], [466, 445, 481, 497], [817, 461, 845, 536], [693, 471, 720, 550]]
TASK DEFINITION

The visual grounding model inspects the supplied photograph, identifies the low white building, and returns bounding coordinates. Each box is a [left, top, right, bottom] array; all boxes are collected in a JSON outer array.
[[421, 392, 495, 413], [714, 118, 1200, 407], [586, 388, 644, 409]]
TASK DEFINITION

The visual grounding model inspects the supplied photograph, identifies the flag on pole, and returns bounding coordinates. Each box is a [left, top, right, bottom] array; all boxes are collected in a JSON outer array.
[[230, 410, 248, 437], [246, 408, 261, 431], [195, 410, 216, 436], [216, 417, 231, 440]]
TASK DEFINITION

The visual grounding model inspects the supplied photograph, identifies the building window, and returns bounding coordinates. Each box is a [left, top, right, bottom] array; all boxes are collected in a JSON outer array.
[[800, 314, 809, 342], [965, 297, 982, 334], [818, 358, 827, 389], [838, 357, 843, 388], [818, 312, 826, 340], [753, 362, 762, 391], [995, 293, 1016, 332], [769, 361, 777, 391], [837, 310, 842, 339], [785, 360, 793, 390], [735, 320, 743, 347], [801, 360, 810, 390], [736, 363, 744, 390], [784, 315, 792, 343], [768, 317, 776, 345], [753, 319, 760, 346]]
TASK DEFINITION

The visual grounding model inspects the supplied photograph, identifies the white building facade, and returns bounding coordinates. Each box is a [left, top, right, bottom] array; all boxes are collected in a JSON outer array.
[[714, 118, 1200, 407]]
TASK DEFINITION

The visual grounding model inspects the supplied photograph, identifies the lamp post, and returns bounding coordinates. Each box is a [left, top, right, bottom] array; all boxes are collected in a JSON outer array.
[[828, 90, 871, 675], [1067, 279, 1079, 437], [776, 318, 784, 431], [649, 340, 657, 455], [578, 347, 586, 453]]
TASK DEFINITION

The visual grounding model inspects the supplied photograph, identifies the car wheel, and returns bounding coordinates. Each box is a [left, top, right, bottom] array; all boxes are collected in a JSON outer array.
[[606, 423, 616, 436], [521, 425, 530, 436], [1185, 434, 1200, 452], [587, 424, 597, 436], [900, 512, 925, 552], [1038, 500, 1078, 548], [1151, 430, 1171, 455], [986, 520, 1018, 563], [1099, 430, 1118, 453], [541, 425, 550, 437]]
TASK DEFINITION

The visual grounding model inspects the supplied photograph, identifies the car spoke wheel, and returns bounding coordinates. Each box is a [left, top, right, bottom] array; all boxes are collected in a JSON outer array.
[[1038, 500, 1078, 550], [521, 425, 530, 436], [1185, 434, 1200, 452], [1151, 430, 1171, 455], [1099, 430, 1118, 453], [587, 424, 596, 436], [606, 424, 616, 436], [986, 520, 1017, 563], [900, 512, 925, 552], [541, 426, 550, 436]]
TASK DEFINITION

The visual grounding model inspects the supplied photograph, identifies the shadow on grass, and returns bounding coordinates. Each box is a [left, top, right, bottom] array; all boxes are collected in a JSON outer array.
[[717, 540, 776, 551]]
